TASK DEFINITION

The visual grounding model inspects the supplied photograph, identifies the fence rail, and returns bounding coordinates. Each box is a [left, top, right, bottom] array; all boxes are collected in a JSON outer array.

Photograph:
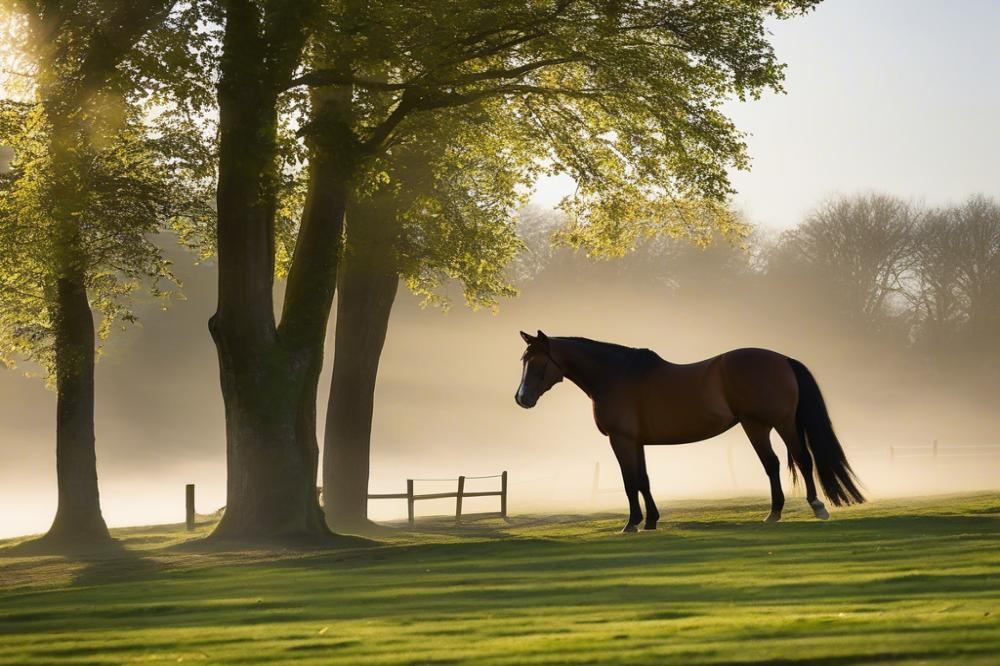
[[889, 441, 1000, 459], [589, 440, 1000, 502], [368, 471, 508, 525]]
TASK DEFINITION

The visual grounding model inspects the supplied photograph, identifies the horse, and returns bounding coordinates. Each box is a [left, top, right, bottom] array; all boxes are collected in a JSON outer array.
[[514, 330, 865, 532]]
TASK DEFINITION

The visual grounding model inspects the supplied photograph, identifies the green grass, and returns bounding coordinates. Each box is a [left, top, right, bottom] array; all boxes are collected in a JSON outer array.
[[1, 495, 999, 665]]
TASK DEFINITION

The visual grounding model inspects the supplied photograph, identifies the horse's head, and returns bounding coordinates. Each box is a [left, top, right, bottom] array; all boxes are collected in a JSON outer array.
[[515, 330, 564, 408]]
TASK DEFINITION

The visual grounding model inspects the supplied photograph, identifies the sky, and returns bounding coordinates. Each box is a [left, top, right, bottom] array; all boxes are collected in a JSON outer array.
[[533, 0, 1000, 229]]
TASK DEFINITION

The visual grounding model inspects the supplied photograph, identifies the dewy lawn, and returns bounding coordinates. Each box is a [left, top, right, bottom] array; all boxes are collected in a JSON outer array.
[[1, 495, 999, 665]]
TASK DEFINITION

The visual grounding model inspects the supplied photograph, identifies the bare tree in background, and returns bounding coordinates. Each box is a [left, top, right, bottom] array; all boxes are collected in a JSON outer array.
[[953, 196, 1000, 345], [774, 194, 919, 333], [909, 208, 966, 349], [908, 196, 1000, 354]]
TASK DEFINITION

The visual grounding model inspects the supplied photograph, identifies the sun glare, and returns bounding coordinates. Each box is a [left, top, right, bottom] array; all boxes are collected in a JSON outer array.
[[0, 10, 33, 103]]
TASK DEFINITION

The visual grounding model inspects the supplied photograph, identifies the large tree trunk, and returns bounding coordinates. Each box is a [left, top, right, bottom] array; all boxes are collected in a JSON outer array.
[[42, 273, 111, 545], [209, 148, 348, 540], [323, 199, 400, 530], [208, 3, 339, 540], [208, 341, 330, 538]]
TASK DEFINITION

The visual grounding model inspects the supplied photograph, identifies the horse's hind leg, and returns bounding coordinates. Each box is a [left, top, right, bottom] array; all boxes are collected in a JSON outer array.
[[610, 435, 643, 533], [741, 419, 784, 523], [637, 445, 660, 530], [776, 420, 829, 520]]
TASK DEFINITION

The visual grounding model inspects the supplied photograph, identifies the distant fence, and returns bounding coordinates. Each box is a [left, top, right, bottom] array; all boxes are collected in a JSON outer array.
[[888, 440, 1000, 459], [587, 440, 1000, 503], [368, 472, 508, 525], [590, 462, 620, 502]]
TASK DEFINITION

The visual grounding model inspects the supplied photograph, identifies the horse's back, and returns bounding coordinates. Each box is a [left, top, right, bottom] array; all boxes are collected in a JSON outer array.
[[593, 346, 800, 444], [622, 352, 736, 444]]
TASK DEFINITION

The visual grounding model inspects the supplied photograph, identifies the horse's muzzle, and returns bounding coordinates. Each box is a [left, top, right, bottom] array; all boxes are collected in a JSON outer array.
[[515, 392, 536, 409]]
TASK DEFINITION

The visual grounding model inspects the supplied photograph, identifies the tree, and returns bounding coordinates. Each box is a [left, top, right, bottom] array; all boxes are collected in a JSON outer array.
[[909, 208, 965, 349], [206, 0, 819, 539], [323, 107, 530, 530], [774, 193, 918, 333], [0, 0, 201, 547], [951, 196, 1000, 345], [205, 0, 332, 539]]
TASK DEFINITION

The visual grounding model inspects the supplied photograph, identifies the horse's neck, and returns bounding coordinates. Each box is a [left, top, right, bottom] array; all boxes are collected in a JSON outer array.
[[553, 339, 624, 398]]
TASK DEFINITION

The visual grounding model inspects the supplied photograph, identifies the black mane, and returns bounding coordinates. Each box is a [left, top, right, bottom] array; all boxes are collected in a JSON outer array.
[[555, 336, 663, 371]]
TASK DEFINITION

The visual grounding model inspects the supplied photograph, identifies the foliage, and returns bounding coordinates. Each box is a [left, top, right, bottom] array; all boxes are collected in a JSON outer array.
[[282, 0, 817, 305], [0, 99, 208, 374], [380, 104, 540, 311], [0, 2, 215, 378]]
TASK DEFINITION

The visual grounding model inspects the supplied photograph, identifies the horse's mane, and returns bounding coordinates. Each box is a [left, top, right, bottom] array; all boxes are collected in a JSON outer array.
[[556, 337, 662, 370]]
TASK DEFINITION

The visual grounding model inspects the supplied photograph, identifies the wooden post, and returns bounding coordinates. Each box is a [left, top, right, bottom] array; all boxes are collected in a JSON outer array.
[[407, 479, 415, 526], [727, 441, 738, 489], [500, 470, 508, 519], [185, 484, 195, 531], [456, 476, 466, 524]]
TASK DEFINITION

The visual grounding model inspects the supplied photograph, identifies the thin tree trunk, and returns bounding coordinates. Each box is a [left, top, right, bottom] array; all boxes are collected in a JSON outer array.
[[21, 0, 172, 550], [42, 273, 111, 545], [323, 199, 399, 530]]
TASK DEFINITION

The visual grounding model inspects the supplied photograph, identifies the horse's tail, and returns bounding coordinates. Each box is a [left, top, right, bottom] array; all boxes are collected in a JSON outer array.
[[788, 358, 865, 506]]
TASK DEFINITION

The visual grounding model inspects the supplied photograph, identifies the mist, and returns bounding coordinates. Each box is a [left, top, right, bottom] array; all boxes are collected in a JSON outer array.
[[3, 211, 997, 539]]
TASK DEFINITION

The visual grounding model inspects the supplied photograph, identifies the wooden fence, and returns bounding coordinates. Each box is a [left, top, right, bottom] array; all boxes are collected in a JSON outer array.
[[368, 472, 508, 525], [183, 474, 508, 531]]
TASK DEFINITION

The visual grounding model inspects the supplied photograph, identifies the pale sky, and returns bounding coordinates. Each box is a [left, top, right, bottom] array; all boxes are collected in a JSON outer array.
[[533, 0, 1000, 229]]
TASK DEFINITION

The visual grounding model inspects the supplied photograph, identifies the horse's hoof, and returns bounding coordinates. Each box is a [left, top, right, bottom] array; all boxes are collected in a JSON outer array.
[[763, 511, 782, 524], [621, 524, 639, 533], [810, 501, 830, 520], [643, 523, 657, 531]]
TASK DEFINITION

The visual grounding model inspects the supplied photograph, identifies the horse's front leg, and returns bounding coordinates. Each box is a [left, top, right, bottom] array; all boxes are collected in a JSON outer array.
[[610, 434, 643, 533]]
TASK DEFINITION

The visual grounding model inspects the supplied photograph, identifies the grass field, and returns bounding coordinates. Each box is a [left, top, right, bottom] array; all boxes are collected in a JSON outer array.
[[1, 495, 999, 665]]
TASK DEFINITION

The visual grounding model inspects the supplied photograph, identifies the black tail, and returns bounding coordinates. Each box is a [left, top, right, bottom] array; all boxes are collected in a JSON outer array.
[[788, 358, 865, 506]]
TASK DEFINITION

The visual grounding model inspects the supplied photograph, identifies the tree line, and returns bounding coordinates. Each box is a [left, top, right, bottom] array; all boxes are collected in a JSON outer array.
[[521, 192, 1000, 373], [0, 0, 822, 546], [777, 194, 1000, 356]]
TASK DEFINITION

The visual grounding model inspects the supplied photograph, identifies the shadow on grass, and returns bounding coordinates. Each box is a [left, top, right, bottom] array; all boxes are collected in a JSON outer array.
[[707, 645, 1000, 666], [0, 508, 997, 645]]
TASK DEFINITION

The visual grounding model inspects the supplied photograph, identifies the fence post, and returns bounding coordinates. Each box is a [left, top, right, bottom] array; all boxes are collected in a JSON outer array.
[[407, 479, 415, 526], [500, 470, 508, 519], [727, 441, 738, 489], [185, 484, 195, 531], [456, 476, 466, 524]]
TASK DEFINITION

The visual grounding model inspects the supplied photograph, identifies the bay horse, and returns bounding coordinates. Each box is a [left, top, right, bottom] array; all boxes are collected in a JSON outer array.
[[515, 331, 864, 532]]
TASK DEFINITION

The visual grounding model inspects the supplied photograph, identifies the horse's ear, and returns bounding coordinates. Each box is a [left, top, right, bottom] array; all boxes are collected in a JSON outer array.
[[536, 330, 549, 348], [519, 330, 534, 344]]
